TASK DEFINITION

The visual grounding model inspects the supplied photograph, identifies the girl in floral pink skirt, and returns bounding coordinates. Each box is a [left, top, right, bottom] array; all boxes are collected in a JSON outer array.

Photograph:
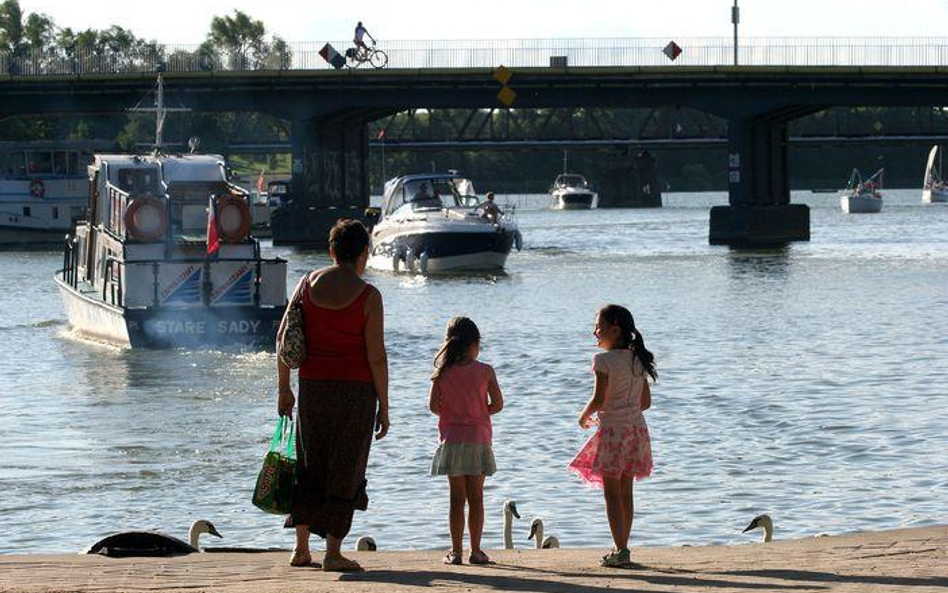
[[569, 304, 655, 568]]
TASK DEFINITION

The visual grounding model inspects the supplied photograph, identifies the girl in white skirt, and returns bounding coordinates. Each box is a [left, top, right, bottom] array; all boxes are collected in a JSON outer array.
[[428, 317, 504, 565]]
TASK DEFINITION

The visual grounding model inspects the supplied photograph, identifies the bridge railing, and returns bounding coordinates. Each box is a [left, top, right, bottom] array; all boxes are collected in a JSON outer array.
[[4, 37, 948, 75]]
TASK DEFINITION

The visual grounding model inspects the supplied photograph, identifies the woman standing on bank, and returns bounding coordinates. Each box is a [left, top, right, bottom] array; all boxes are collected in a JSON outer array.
[[276, 219, 390, 572]]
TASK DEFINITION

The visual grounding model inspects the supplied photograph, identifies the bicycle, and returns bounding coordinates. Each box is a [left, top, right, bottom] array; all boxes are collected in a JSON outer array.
[[346, 42, 388, 69]]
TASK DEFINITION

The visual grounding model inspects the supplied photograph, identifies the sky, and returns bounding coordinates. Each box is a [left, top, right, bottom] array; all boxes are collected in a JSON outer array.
[[16, 0, 948, 44]]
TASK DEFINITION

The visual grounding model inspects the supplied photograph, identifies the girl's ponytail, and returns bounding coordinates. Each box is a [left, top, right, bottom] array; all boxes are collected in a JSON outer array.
[[432, 317, 481, 380], [598, 304, 657, 382]]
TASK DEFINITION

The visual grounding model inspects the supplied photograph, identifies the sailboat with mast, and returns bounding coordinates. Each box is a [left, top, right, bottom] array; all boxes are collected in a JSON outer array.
[[840, 168, 884, 214], [922, 145, 948, 203], [54, 71, 287, 348]]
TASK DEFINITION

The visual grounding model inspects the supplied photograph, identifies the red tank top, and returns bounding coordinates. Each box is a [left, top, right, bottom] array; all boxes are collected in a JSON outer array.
[[298, 284, 374, 383]]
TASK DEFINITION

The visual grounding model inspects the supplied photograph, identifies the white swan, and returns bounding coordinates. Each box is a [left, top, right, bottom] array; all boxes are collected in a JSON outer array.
[[84, 519, 222, 557], [527, 518, 560, 549], [503, 500, 521, 550], [356, 536, 377, 551], [742, 514, 774, 543]]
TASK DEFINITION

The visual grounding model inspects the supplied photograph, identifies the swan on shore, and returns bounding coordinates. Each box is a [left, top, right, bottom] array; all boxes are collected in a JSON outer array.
[[527, 518, 560, 549], [503, 500, 521, 550], [84, 520, 222, 557], [356, 536, 377, 551], [742, 514, 774, 543]]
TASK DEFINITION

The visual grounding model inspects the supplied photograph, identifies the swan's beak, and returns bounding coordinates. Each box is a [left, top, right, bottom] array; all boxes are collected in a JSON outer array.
[[528, 522, 538, 541], [510, 503, 520, 520], [208, 524, 223, 538], [742, 520, 758, 533]]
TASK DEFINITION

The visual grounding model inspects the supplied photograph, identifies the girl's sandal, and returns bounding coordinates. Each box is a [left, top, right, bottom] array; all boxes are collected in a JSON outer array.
[[322, 557, 363, 572], [443, 551, 463, 565], [600, 548, 633, 568], [469, 550, 492, 565]]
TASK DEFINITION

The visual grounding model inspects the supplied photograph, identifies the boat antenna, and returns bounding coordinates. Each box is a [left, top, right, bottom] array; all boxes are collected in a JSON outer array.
[[563, 149, 568, 174], [128, 65, 190, 153]]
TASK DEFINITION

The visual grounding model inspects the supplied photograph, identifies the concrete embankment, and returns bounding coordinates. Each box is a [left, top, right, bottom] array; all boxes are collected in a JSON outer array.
[[0, 525, 944, 593]]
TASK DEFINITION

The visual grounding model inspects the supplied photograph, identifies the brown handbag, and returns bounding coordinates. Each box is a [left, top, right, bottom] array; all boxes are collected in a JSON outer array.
[[277, 273, 309, 369]]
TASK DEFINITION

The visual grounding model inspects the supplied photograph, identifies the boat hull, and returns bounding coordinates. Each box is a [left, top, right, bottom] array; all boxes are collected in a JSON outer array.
[[550, 191, 596, 210], [841, 195, 883, 213], [55, 274, 284, 349], [0, 224, 70, 248], [922, 188, 948, 203], [369, 228, 516, 273]]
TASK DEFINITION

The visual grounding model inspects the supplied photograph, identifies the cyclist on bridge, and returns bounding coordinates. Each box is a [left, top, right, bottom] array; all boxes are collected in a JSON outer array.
[[354, 21, 376, 53]]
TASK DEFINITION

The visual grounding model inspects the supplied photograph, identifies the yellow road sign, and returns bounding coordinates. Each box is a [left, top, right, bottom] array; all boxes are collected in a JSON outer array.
[[493, 65, 512, 85], [497, 85, 517, 107]]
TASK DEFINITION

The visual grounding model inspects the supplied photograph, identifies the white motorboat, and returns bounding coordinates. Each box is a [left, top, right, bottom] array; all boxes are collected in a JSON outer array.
[[922, 145, 948, 203], [840, 168, 883, 214], [53, 73, 286, 348], [368, 173, 522, 274], [549, 174, 597, 210], [0, 141, 112, 247]]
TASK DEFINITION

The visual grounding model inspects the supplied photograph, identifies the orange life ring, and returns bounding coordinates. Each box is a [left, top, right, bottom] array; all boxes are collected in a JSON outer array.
[[214, 193, 252, 243], [124, 195, 169, 242], [29, 179, 44, 198]]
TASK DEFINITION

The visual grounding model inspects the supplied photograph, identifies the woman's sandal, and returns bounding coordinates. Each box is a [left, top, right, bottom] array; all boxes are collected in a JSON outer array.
[[469, 550, 492, 565], [600, 548, 633, 568], [322, 556, 363, 572], [289, 550, 313, 567], [443, 551, 463, 565]]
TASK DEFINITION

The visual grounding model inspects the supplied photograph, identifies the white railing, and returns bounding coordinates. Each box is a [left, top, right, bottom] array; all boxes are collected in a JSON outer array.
[[4, 37, 948, 75]]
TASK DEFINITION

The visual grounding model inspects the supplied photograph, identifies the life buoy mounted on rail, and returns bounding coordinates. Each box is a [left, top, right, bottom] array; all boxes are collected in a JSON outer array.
[[29, 179, 44, 198], [124, 195, 169, 243], [213, 193, 252, 244]]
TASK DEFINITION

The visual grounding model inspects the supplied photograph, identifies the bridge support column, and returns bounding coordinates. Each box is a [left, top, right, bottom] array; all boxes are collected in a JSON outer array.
[[709, 116, 809, 245], [272, 115, 370, 247]]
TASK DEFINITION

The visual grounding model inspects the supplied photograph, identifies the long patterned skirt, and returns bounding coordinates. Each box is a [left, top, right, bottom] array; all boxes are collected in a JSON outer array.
[[284, 379, 377, 539]]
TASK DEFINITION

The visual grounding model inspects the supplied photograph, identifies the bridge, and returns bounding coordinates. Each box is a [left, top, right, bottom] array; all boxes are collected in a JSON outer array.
[[4, 37, 948, 245]]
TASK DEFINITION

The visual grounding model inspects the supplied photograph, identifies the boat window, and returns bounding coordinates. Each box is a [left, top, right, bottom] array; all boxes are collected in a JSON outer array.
[[53, 206, 59, 219], [0, 152, 23, 176], [22, 206, 31, 217], [116, 168, 161, 194], [25, 151, 53, 175], [558, 175, 586, 188], [52, 151, 68, 176]]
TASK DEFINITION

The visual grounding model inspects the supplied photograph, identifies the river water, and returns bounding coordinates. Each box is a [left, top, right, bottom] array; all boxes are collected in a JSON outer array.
[[1, 190, 946, 554]]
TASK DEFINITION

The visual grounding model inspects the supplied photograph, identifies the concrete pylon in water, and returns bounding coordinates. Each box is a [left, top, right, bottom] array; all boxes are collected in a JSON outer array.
[[596, 149, 662, 208]]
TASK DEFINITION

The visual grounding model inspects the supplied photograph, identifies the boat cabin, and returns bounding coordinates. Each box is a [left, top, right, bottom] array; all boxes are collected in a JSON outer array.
[[381, 174, 480, 218]]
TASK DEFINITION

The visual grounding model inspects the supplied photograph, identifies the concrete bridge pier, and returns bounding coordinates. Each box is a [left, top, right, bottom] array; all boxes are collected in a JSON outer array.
[[709, 111, 812, 246], [272, 114, 373, 247]]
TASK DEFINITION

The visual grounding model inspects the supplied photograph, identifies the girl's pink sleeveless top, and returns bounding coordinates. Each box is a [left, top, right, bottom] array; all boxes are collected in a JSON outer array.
[[436, 361, 493, 444]]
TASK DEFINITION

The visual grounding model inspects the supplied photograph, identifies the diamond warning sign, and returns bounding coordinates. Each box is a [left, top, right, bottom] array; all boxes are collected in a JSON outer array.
[[663, 41, 682, 62], [497, 85, 517, 107]]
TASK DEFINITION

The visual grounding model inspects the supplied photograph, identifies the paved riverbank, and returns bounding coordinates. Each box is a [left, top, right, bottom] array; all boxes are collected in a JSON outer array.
[[1, 525, 944, 593]]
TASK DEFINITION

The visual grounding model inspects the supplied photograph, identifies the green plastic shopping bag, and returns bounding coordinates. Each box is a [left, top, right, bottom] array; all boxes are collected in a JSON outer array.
[[252, 415, 297, 514]]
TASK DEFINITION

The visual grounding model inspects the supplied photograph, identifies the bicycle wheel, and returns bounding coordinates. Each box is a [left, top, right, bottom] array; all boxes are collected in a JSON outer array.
[[369, 49, 388, 69]]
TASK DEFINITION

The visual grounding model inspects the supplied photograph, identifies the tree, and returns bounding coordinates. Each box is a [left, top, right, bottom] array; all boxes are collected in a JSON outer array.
[[206, 10, 289, 70], [0, 0, 24, 55]]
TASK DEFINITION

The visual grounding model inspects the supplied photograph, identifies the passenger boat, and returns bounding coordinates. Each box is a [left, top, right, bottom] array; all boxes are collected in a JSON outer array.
[[840, 168, 884, 214], [368, 173, 522, 273], [54, 74, 287, 348], [922, 145, 948, 203], [0, 141, 112, 247], [549, 173, 597, 210]]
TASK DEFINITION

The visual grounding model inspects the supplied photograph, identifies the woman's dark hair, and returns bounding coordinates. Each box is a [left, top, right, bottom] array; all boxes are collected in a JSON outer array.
[[598, 304, 657, 382], [329, 219, 369, 263], [432, 316, 481, 380]]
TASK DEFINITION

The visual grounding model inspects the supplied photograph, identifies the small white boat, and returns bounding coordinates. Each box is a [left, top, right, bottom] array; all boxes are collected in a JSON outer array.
[[840, 168, 883, 214], [368, 173, 521, 274], [549, 174, 596, 210], [922, 145, 948, 203]]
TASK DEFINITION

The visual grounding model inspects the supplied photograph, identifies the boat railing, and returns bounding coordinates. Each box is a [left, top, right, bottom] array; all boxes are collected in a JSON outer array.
[[103, 257, 124, 307], [107, 183, 131, 237], [61, 235, 79, 289]]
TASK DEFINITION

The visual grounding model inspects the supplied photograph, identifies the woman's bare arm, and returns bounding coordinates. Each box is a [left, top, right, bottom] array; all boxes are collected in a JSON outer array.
[[578, 371, 608, 428], [364, 288, 389, 440]]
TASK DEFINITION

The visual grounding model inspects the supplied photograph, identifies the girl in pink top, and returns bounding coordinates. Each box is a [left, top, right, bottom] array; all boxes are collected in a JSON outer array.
[[569, 304, 655, 568], [428, 317, 504, 566]]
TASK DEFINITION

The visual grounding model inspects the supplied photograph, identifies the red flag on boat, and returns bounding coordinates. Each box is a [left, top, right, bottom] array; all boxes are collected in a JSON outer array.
[[207, 196, 220, 255], [377, 128, 386, 140]]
